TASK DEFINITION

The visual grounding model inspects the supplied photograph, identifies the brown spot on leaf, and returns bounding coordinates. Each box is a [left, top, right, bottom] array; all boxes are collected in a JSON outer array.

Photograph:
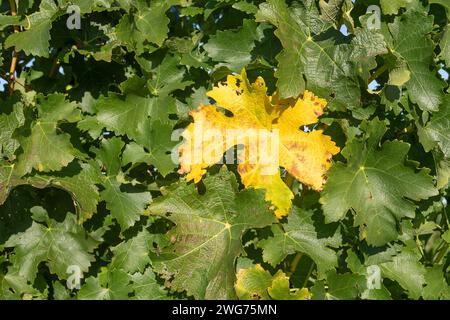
[[251, 292, 262, 300]]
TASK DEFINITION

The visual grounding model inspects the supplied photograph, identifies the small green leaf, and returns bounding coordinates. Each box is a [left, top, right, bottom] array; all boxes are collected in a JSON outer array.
[[5, 207, 101, 282], [387, 11, 444, 112], [379, 250, 426, 299], [204, 19, 258, 73], [15, 94, 81, 175], [4, 0, 59, 57], [78, 268, 132, 300], [257, 208, 339, 275]]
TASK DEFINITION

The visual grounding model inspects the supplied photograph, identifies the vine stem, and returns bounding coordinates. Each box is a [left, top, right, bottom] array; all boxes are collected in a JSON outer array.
[[288, 253, 303, 276], [8, 0, 20, 96]]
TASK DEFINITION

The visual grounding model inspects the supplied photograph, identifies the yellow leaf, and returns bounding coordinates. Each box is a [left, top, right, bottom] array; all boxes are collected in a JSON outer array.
[[178, 70, 339, 217], [235, 264, 311, 300]]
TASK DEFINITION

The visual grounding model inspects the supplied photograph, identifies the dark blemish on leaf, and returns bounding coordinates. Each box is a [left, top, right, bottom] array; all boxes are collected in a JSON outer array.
[[251, 292, 261, 300]]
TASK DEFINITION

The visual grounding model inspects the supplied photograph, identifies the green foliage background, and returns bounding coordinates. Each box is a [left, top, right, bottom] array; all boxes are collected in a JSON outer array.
[[0, 0, 449, 300]]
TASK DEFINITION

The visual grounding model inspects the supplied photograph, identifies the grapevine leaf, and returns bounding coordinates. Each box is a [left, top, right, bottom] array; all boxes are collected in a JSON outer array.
[[27, 161, 101, 222], [319, 0, 344, 26], [133, 119, 178, 177], [110, 229, 155, 273], [78, 268, 132, 300], [0, 14, 22, 31], [420, 96, 450, 157], [235, 264, 272, 300], [147, 166, 276, 299], [0, 271, 42, 299], [93, 138, 151, 231], [386, 11, 444, 112], [179, 70, 339, 217], [379, 250, 426, 299], [0, 98, 25, 159], [321, 118, 438, 246], [143, 55, 194, 97], [130, 268, 169, 300], [4, 207, 101, 282], [4, 0, 59, 57], [134, 0, 170, 47], [204, 19, 258, 73], [15, 94, 82, 175], [87, 93, 151, 141], [235, 264, 310, 300], [267, 271, 311, 300], [380, 0, 414, 15], [256, 0, 362, 110], [422, 266, 450, 300], [257, 208, 339, 275], [325, 271, 366, 299]]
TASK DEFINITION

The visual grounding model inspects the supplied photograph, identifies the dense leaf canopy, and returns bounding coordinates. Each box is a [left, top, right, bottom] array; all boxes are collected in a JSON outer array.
[[0, 0, 448, 300]]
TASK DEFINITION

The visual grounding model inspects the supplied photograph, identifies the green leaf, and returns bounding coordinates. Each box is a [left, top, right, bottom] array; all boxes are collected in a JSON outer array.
[[132, 119, 178, 177], [15, 94, 81, 175], [325, 271, 366, 299], [434, 151, 450, 189], [0, 271, 42, 299], [78, 268, 132, 300], [420, 95, 450, 157], [134, 0, 170, 47], [143, 55, 194, 97], [4, 0, 59, 57], [86, 93, 150, 141], [147, 166, 276, 299], [93, 138, 151, 231], [0, 99, 25, 160], [257, 208, 339, 275], [441, 25, 450, 66], [0, 14, 22, 31], [5, 207, 101, 282], [422, 266, 450, 300], [232, 1, 258, 14], [350, 28, 388, 83], [256, 0, 362, 110], [387, 11, 444, 112], [0, 160, 101, 223], [110, 229, 154, 273], [267, 271, 311, 300], [100, 178, 151, 230], [319, 0, 344, 26], [379, 250, 426, 299], [204, 19, 258, 73], [116, 14, 148, 54], [130, 268, 169, 300], [380, 0, 415, 15], [28, 161, 101, 222], [321, 118, 438, 246]]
